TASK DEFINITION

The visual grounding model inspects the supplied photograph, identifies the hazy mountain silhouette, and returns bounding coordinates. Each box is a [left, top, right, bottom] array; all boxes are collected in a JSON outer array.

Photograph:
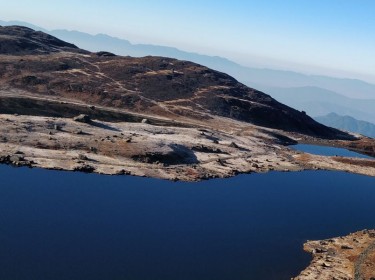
[[0, 20, 47, 32], [266, 86, 375, 124], [315, 113, 375, 138]]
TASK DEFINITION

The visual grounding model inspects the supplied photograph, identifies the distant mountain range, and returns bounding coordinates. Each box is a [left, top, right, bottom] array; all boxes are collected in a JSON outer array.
[[265, 86, 375, 124], [47, 30, 375, 100], [1, 20, 375, 101], [315, 113, 375, 138]]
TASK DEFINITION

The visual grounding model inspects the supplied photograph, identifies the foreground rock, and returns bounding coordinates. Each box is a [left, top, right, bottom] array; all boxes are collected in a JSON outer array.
[[0, 113, 300, 181], [0, 112, 374, 181], [293, 230, 375, 280], [73, 114, 91, 123]]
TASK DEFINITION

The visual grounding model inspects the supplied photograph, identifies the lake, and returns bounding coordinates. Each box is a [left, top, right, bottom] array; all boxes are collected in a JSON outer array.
[[0, 165, 374, 280], [292, 143, 372, 159]]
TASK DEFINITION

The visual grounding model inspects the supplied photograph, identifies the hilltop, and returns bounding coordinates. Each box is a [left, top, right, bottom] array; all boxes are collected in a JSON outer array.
[[0, 25, 374, 180], [315, 113, 375, 138], [0, 25, 83, 55], [0, 25, 346, 137]]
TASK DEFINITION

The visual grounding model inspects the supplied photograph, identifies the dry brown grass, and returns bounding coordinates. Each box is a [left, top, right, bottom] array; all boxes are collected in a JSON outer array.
[[295, 153, 312, 162], [333, 157, 375, 168]]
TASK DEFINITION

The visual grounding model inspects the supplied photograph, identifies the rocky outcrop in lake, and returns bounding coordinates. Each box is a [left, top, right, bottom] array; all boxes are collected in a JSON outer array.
[[293, 230, 375, 280]]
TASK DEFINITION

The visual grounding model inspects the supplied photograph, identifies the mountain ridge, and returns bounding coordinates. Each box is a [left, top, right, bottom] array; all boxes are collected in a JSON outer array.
[[266, 86, 375, 124], [0, 25, 84, 55], [1, 20, 374, 99], [48, 28, 375, 99], [315, 113, 375, 138], [0, 24, 374, 182], [0, 25, 347, 138]]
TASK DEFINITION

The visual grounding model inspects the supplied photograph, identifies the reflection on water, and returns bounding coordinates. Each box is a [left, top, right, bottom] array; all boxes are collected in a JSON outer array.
[[0, 165, 374, 280]]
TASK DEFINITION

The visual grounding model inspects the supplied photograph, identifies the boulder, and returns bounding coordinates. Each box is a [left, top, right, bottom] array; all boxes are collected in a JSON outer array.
[[96, 51, 116, 57], [9, 155, 24, 162], [73, 164, 95, 173], [73, 114, 91, 123], [229, 142, 239, 148]]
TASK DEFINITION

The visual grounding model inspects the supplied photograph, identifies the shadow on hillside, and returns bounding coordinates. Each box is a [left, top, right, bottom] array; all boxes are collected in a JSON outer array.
[[90, 121, 121, 132]]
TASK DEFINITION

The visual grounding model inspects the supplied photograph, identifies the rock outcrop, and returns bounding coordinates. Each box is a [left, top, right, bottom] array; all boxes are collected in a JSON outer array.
[[73, 114, 91, 123]]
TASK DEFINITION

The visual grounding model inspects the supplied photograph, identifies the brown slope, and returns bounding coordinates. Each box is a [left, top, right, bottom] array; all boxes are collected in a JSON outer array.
[[0, 25, 351, 139], [0, 25, 85, 55]]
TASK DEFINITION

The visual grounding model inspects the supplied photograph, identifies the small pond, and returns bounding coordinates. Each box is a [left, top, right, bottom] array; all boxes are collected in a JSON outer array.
[[292, 143, 372, 159]]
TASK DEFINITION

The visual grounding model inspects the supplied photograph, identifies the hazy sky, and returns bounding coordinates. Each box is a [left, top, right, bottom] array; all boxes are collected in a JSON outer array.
[[2, 0, 375, 82]]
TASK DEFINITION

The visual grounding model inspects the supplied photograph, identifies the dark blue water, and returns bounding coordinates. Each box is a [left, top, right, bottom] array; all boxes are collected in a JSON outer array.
[[0, 165, 374, 280], [292, 143, 372, 159]]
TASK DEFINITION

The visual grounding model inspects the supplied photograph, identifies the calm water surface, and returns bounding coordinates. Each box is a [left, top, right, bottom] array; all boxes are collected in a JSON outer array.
[[0, 165, 374, 280], [292, 143, 372, 159]]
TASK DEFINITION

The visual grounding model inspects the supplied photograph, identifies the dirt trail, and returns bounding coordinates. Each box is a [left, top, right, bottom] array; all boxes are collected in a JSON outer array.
[[354, 240, 375, 280]]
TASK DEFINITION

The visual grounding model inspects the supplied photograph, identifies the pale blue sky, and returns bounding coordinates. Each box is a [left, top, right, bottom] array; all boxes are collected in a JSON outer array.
[[1, 0, 375, 81]]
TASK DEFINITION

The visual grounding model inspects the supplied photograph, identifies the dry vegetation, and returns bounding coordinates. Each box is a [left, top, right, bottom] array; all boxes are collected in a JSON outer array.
[[333, 157, 375, 168]]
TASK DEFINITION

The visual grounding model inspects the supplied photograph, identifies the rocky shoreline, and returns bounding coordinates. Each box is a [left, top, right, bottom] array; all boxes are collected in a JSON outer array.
[[0, 113, 300, 181], [0, 112, 374, 181], [293, 230, 375, 280]]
